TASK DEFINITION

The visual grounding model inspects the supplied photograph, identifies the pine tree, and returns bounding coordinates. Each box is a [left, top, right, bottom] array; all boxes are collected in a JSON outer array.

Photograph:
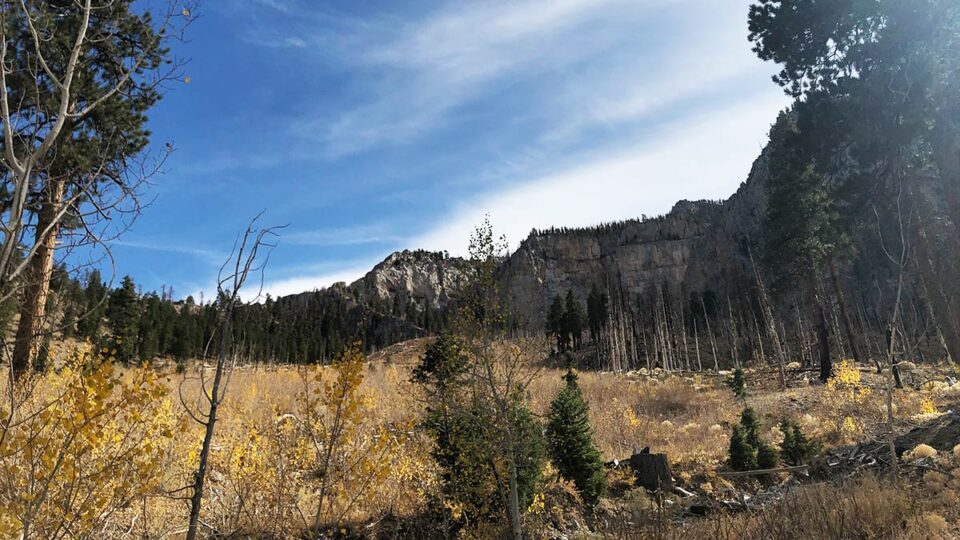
[[728, 424, 757, 472], [729, 407, 780, 471], [413, 330, 546, 523], [546, 294, 567, 353], [740, 407, 762, 449], [7, 0, 180, 374], [546, 369, 607, 503], [563, 289, 585, 350], [764, 112, 836, 382], [586, 285, 608, 342], [106, 276, 141, 363], [780, 420, 821, 465], [727, 368, 746, 399], [757, 442, 780, 469], [77, 270, 107, 341]]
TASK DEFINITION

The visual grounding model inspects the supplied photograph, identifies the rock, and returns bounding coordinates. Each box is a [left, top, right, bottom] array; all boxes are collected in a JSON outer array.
[[689, 504, 711, 516], [349, 250, 470, 311], [896, 361, 917, 372]]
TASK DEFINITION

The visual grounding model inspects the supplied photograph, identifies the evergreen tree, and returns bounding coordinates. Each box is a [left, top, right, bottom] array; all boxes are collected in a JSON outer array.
[[729, 407, 779, 471], [727, 368, 747, 399], [546, 369, 606, 503], [757, 442, 780, 470], [5, 0, 184, 374], [586, 285, 608, 342], [413, 331, 545, 523], [749, 0, 960, 366], [77, 270, 107, 341], [780, 420, 821, 465], [546, 294, 567, 353], [106, 276, 141, 363], [764, 112, 835, 382], [563, 289, 584, 350], [728, 424, 757, 472], [740, 407, 762, 449]]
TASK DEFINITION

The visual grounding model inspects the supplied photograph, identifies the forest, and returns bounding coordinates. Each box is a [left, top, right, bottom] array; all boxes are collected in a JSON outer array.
[[1, 1, 960, 539]]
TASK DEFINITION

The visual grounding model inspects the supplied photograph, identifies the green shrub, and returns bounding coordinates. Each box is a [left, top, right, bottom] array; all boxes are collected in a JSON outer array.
[[729, 424, 758, 471], [780, 421, 822, 465], [727, 368, 746, 398], [729, 407, 780, 471], [757, 442, 780, 469]]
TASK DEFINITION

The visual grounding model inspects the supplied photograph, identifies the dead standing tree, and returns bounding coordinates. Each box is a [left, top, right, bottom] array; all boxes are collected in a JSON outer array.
[[873, 172, 917, 481], [182, 216, 280, 540]]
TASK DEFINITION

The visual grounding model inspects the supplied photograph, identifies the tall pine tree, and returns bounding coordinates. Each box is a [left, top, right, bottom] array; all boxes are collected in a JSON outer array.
[[107, 276, 141, 363]]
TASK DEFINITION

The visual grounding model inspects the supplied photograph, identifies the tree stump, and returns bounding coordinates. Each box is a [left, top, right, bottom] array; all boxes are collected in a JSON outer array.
[[630, 451, 673, 492]]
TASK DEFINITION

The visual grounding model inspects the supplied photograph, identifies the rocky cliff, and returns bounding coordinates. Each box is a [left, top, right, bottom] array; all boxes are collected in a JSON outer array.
[[277, 149, 771, 336], [497, 150, 771, 327], [348, 249, 470, 314]]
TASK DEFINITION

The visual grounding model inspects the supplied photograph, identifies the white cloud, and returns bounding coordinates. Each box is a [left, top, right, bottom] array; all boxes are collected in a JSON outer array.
[[294, 0, 685, 156], [260, 262, 375, 298], [284, 223, 402, 247], [116, 240, 226, 266], [408, 90, 789, 255]]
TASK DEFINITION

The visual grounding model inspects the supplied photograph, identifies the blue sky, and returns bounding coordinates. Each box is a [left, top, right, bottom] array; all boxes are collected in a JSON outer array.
[[105, 0, 790, 300]]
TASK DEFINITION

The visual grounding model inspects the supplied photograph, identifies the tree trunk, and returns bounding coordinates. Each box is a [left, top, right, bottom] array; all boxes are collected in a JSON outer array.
[[915, 222, 960, 363], [630, 451, 673, 492], [507, 454, 523, 540], [828, 256, 865, 366], [810, 273, 832, 383], [12, 178, 66, 376], [187, 316, 232, 540], [749, 246, 786, 387]]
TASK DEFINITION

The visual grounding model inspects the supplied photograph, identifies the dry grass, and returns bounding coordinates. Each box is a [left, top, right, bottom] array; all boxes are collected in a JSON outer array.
[[5, 338, 960, 538], [670, 475, 936, 540]]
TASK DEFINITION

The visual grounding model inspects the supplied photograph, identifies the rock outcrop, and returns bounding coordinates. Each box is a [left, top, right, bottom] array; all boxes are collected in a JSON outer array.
[[348, 249, 470, 314], [277, 148, 772, 336], [497, 150, 771, 327]]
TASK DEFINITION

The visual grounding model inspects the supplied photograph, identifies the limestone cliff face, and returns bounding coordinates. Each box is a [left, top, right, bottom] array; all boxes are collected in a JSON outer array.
[[348, 250, 470, 313], [498, 150, 771, 327], [279, 148, 770, 335]]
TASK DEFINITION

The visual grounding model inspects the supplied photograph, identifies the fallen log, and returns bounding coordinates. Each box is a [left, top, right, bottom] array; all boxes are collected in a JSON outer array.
[[717, 465, 810, 478]]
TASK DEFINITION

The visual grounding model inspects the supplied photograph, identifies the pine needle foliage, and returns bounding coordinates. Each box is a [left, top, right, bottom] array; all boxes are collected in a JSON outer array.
[[729, 407, 780, 471], [546, 370, 606, 503], [727, 368, 747, 399], [780, 420, 822, 465]]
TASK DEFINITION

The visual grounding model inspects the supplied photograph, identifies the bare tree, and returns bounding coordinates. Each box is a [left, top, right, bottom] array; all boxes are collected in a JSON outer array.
[[875, 179, 913, 481], [182, 216, 280, 540]]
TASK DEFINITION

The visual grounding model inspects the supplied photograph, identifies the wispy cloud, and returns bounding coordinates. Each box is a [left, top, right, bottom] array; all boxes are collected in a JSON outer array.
[[115, 240, 226, 266], [261, 261, 377, 298], [283, 223, 402, 247], [408, 90, 788, 255], [282, 0, 682, 157]]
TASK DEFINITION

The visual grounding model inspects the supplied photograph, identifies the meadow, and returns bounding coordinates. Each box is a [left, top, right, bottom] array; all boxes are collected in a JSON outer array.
[[2, 338, 960, 539]]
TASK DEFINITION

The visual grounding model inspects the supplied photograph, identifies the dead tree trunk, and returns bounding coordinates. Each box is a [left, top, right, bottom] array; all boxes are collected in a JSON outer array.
[[749, 247, 786, 387], [828, 257, 865, 364], [810, 274, 833, 383], [631, 451, 673, 492], [701, 296, 719, 372]]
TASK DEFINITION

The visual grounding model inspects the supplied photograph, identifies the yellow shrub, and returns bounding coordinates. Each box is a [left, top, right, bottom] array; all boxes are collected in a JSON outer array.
[[821, 360, 873, 443], [0, 343, 177, 539], [904, 444, 938, 461]]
